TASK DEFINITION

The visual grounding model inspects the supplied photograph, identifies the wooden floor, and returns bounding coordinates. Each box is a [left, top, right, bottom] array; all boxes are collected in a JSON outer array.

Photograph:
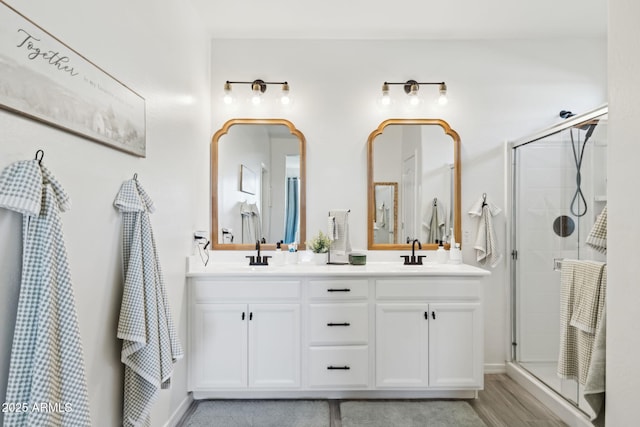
[[468, 374, 568, 427], [180, 374, 569, 427]]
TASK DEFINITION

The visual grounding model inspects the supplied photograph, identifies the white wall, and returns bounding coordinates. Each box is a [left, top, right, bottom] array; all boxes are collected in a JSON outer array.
[[211, 38, 607, 371], [607, 0, 640, 424], [0, 0, 210, 425]]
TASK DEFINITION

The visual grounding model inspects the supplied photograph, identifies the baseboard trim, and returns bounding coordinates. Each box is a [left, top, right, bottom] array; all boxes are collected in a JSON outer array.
[[163, 393, 194, 427], [484, 363, 507, 374]]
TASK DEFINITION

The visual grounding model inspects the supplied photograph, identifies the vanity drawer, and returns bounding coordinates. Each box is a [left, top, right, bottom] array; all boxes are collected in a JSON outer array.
[[308, 346, 369, 388], [309, 303, 368, 345], [309, 279, 369, 300], [375, 279, 481, 301], [191, 280, 301, 302]]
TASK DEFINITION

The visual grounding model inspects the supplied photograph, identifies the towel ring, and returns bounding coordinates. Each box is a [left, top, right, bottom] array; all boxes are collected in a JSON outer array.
[[34, 149, 44, 164]]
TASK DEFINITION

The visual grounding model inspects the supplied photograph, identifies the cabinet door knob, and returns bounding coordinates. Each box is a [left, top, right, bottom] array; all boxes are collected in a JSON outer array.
[[242, 312, 245, 320], [432, 311, 436, 320], [249, 312, 253, 321], [327, 365, 350, 370], [327, 322, 350, 327], [424, 311, 428, 320]]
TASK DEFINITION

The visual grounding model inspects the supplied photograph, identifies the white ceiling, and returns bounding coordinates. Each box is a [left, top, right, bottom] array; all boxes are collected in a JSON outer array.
[[188, 0, 607, 40]]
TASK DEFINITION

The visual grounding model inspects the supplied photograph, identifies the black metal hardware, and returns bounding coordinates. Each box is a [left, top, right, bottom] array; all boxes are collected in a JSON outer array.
[[34, 149, 44, 164], [401, 239, 426, 265], [327, 288, 351, 292], [511, 250, 518, 260], [327, 322, 350, 327], [242, 312, 245, 320], [432, 311, 436, 320], [327, 366, 350, 370], [424, 312, 428, 320], [249, 312, 253, 321]]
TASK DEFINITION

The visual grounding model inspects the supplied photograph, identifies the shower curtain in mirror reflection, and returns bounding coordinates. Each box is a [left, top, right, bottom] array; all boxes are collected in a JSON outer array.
[[114, 178, 183, 427], [0, 159, 91, 426], [284, 177, 299, 244]]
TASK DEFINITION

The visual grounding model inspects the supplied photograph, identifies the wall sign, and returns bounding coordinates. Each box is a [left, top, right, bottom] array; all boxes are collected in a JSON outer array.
[[0, 1, 146, 157]]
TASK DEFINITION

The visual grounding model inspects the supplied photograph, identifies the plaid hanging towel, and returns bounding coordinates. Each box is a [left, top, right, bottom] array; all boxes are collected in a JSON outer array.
[[114, 178, 183, 427], [0, 160, 91, 426]]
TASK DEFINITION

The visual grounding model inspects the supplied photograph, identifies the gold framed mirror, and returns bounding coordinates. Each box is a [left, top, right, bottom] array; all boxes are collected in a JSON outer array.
[[367, 118, 460, 250], [211, 118, 306, 250]]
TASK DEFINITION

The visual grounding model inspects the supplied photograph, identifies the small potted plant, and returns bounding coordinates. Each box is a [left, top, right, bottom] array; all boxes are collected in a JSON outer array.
[[307, 230, 331, 264]]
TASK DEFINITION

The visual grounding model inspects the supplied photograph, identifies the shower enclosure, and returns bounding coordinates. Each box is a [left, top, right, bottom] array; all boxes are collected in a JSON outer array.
[[508, 106, 607, 418]]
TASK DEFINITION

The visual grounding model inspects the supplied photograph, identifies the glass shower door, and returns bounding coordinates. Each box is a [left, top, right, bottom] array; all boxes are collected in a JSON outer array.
[[511, 113, 607, 411]]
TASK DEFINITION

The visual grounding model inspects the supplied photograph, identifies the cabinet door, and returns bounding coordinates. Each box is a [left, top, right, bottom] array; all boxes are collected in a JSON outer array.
[[248, 304, 301, 388], [428, 303, 483, 388], [192, 303, 247, 388], [375, 303, 429, 387]]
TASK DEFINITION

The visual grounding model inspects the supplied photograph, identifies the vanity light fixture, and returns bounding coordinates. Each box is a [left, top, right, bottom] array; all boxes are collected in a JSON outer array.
[[223, 79, 291, 106], [379, 80, 448, 107]]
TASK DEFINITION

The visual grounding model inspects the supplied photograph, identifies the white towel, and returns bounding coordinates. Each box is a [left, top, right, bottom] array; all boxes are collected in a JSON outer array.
[[240, 201, 262, 243], [423, 201, 445, 243], [329, 209, 351, 256], [328, 215, 338, 241], [468, 195, 502, 267], [114, 179, 183, 427], [1, 160, 91, 426]]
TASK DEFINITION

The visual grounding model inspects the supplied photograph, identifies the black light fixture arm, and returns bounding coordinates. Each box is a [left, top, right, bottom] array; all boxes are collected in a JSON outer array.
[[226, 79, 289, 93]]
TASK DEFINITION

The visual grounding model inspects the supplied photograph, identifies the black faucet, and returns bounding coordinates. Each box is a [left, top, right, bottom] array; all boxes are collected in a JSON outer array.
[[400, 239, 426, 265], [246, 240, 271, 266]]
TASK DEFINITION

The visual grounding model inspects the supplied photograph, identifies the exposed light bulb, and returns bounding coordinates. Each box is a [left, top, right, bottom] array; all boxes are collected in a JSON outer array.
[[223, 81, 234, 105], [280, 82, 290, 105], [408, 82, 420, 107], [379, 82, 391, 107], [438, 83, 448, 105], [251, 82, 262, 105]]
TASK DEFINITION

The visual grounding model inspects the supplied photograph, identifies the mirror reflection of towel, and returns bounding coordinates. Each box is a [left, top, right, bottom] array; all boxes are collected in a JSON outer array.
[[425, 203, 445, 243], [240, 201, 262, 243]]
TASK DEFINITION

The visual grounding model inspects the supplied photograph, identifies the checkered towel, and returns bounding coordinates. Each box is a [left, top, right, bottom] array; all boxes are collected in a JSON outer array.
[[114, 178, 183, 427], [557, 259, 606, 385], [0, 160, 91, 426], [586, 205, 607, 254]]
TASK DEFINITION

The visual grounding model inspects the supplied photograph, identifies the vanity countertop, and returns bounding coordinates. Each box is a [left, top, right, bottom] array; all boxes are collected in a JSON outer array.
[[186, 256, 490, 278]]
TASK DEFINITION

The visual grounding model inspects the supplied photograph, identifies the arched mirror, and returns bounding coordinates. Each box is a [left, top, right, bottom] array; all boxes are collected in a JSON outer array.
[[367, 118, 460, 250], [211, 118, 306, 250]]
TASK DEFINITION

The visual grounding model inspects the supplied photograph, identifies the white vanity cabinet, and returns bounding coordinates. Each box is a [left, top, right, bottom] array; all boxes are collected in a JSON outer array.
[[189, 280, 301, 394], [375, 279, 483, 390], [307, 279, 370, 388], [187, 262, 488, 399]]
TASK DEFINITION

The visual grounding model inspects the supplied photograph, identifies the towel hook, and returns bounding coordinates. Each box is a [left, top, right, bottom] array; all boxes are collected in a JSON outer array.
[[482, 193, 487, 207], [433, 197, 438, 206], [34, 149, 44, 164], [133, 173, 138, 181]]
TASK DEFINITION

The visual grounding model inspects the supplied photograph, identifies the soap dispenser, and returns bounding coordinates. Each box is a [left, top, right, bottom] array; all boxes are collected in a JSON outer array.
[[274, 240, 285, 266], [436, 240, 448, 264], [448, 228, 462, 264]]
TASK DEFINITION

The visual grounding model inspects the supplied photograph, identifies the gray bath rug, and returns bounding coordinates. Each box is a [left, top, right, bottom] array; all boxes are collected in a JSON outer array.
[[183, 400, 330, 427], [340, 400, 487, 427]]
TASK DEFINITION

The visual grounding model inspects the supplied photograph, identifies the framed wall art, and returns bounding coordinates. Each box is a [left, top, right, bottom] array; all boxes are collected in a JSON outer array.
[[0, 1, 146, 156]]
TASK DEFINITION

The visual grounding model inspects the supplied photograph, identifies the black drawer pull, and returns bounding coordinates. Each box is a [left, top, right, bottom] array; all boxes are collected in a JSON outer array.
[[327, 365, 351, 370], [327, 288, 351, 292], [327, 322, 351, 327]]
